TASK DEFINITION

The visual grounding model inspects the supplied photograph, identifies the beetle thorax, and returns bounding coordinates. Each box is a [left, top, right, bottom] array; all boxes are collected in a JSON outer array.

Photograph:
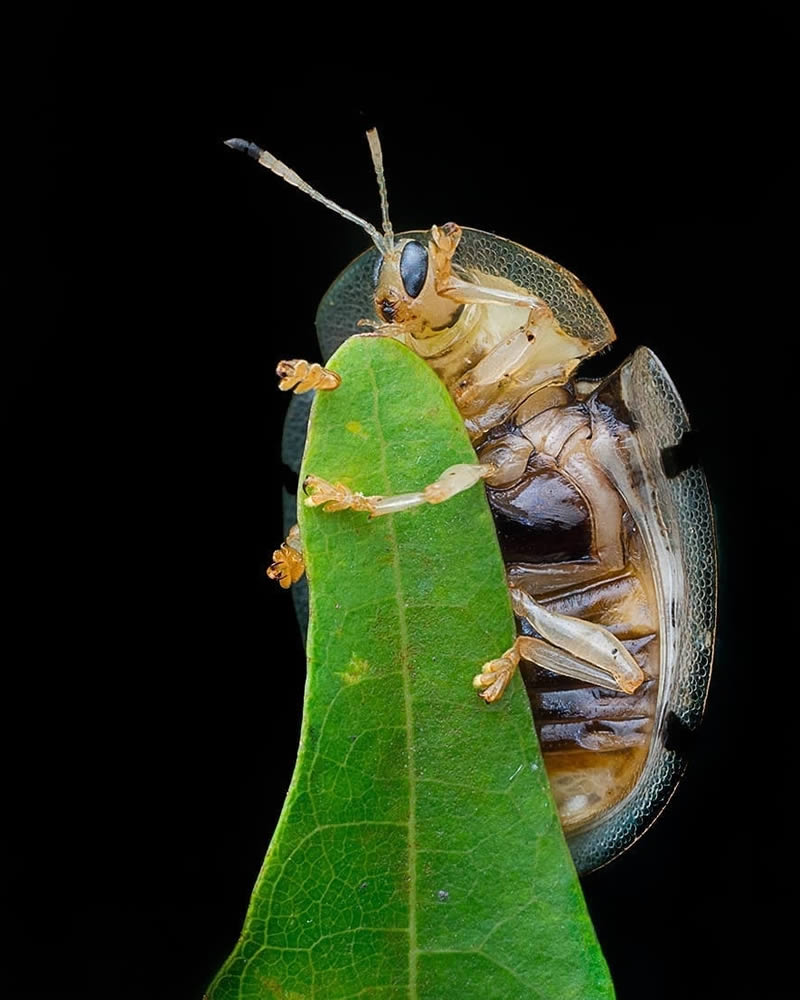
[[401, 270, 595, 441]]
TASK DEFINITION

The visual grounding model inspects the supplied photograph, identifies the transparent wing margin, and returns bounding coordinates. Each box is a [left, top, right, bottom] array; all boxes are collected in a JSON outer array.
[[569, 346, 717, 873]]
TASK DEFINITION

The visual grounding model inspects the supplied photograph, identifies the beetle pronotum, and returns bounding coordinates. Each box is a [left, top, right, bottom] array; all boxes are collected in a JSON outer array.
[[226, 130, 716, 874]]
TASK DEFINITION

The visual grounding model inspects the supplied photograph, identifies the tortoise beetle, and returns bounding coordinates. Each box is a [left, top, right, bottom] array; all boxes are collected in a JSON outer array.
[[226, 130, 717, 874]]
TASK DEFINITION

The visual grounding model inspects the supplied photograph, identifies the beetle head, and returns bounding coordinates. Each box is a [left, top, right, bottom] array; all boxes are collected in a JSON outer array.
[[372, 233, 463, 336]]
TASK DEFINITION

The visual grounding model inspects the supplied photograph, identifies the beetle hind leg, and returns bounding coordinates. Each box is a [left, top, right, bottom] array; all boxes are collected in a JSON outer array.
[[276, 359, 341, 394], [474, 586, 645, 703], [473, 643, 521, 703]]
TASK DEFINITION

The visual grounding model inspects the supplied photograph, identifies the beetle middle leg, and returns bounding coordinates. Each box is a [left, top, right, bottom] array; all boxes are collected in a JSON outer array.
[[303, 462, 495, 517], [276, 359, 341, 394]]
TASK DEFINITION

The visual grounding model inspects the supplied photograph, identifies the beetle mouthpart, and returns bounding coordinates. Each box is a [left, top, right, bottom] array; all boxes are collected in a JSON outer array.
[[378, 299, 397, 323]]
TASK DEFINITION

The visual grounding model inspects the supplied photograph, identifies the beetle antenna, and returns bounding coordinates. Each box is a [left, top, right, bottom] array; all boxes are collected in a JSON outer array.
[[366, 128, 394, 250], [224, 137, 389, 254]]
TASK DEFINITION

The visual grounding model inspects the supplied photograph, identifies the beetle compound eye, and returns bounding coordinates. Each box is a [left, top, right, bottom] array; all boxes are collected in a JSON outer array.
[[400, 240, 428, 299]]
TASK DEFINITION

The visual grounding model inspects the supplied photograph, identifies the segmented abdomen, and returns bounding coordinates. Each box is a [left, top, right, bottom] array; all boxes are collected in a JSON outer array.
[[487, 416, 660, 834]]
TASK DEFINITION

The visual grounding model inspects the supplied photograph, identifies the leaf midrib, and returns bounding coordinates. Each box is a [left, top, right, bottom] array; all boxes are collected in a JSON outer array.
[[367, 357, 417, 999]]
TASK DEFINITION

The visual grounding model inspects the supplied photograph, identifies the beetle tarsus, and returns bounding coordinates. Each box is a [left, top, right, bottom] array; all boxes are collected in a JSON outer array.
[[303, 476, 381, 515], [276, 359, 341, 394], [473, 643, 521, 703], [266, 524, 306, 589]]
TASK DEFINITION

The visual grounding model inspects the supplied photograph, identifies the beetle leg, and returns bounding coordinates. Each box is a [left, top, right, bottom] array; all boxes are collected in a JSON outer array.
[[276, 359, 341, 394], [302, 476, 382, 514], [429, 221, 463, 286], [512, 587, 643, 693], [266, 523, 305, 588], [472, 642, 521, 703], [438, 276, 555, 327], [473, 586, 645, 703], [430, 223, 555, 334], [303, 463, 495, 518]]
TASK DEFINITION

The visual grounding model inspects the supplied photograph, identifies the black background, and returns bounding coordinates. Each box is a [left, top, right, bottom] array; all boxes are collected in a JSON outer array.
[[8, 13, 781, 999]]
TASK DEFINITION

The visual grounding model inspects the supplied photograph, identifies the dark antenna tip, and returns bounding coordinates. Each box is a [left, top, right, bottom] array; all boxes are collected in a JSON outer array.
[[224, 138, 262, 160]]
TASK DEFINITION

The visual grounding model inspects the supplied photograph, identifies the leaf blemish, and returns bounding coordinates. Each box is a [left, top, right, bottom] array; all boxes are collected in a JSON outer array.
[[437, 890, 450, 902], [345, 419, 369, 439], [337, 654, 370, 685], [260, 978, 306, 1000]]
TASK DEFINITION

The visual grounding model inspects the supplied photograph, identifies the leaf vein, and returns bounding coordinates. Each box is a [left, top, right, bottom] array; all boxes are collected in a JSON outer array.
[[367, 357, 418, 1000]]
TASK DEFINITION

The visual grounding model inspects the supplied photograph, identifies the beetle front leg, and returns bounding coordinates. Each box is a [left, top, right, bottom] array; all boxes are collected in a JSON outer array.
[[303, 463, 495, 517], [439, 276, 554, 329], [430, 222, 554, 329], [266, 523, 305, 588], [276, 359, 341, 394]]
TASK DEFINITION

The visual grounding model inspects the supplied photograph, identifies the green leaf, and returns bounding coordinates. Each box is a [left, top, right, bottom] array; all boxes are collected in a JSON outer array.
[[208, 336, 614, 1000]]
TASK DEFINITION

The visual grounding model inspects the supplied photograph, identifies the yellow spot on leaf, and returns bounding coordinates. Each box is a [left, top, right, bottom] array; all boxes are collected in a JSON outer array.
[[337, 654, 370, 685], [345, 420, 368, 439]]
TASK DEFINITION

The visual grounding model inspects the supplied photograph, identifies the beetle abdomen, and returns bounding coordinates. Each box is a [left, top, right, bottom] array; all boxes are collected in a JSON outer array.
[[487, 453, 661, 833]]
